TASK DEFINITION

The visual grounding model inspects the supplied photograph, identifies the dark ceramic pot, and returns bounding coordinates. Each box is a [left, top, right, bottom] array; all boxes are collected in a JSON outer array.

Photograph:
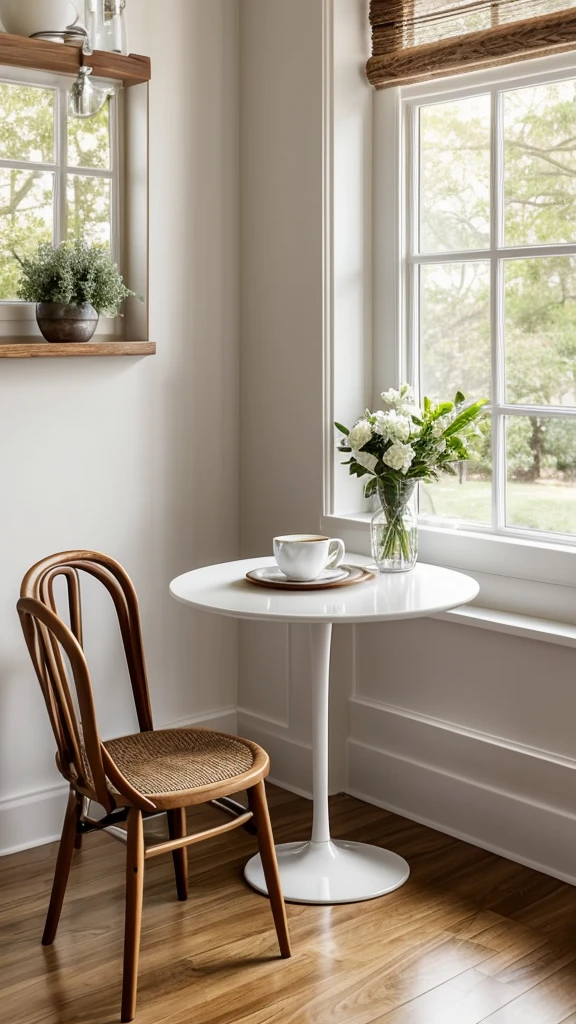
[[36, 302, 99, 343]]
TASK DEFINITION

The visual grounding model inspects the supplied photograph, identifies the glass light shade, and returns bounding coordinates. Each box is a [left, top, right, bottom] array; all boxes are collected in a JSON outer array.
[[70, 67, 111, 118]]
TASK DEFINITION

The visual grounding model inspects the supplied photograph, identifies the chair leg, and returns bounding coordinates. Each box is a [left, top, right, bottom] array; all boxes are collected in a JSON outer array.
[[42, 788, 82, 946], [121, 808, 145, 1024], [167, 807, 188, 902], [248, 781, 291, 959], [74, 796, 88, 850]]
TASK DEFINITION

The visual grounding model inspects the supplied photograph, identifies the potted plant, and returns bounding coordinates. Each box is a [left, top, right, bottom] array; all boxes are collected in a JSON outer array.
[[17, 239, 139, 343], [336, 384, 488, 573]]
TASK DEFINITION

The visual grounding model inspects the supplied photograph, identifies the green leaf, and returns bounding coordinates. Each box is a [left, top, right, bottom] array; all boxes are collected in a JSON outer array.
[[334, 421, 350, 436], [364, 477, 378, 499], [432, 402, 454, 419], [444, 399, 488, 436], [454, 391, 466, 405]]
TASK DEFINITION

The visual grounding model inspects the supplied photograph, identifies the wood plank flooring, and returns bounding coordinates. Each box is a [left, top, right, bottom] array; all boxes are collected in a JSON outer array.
[[2, 785, 576, 1024]]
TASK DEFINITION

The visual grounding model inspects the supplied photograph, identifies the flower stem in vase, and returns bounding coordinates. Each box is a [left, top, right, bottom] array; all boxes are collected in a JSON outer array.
[[372, 479, 418, 573]]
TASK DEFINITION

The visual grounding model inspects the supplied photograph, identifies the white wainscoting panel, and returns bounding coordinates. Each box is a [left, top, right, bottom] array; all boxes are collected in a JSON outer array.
[[355, 618, 576, 759], [238, 621, 290, 727], [348, 698, 576, 885], [237, 709, 313, 799], [237, 622, 358, 798]]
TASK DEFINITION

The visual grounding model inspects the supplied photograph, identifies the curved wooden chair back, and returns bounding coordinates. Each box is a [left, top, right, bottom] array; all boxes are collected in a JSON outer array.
[[18, 550, 155, 813]]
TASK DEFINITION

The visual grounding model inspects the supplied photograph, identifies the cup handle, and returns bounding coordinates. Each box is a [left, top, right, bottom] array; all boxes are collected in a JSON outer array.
[[326, 538, 345, 570]]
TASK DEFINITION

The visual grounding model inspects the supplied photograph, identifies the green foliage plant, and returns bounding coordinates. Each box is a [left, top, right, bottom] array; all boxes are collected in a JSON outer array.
[[16, 240, 138, 317]]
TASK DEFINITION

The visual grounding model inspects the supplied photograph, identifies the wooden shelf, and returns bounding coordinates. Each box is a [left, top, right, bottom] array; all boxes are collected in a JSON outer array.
[[0, 32, 151, 85], [0, 339, 156, 359]]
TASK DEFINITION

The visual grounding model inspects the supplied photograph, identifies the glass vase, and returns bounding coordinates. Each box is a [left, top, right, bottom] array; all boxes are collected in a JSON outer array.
[[371, 479, 418, 573], [86, 0, 127, 53]]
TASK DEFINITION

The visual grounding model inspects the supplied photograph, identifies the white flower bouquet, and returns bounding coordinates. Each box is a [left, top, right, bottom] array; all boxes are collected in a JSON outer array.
[[336, 385, 488, 571]]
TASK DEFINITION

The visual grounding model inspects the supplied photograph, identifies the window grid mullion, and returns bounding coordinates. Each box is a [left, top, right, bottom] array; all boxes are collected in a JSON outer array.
[[409, 243, 576, 264], [54, 86, 68, 247], [408, 103, 420, 395], [491, 86, 506, 533], [109, 93, 120, 265]]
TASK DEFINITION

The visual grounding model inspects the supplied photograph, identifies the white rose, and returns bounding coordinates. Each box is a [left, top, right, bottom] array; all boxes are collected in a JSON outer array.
[[382, 442, 414, 474], [381, 388, 401, 408], [353, 450, 378, 473], [374, 410, 412, 442], [348, 419, 373, 450], [381, 384, 414, 408], [432, 416, 450, 438]]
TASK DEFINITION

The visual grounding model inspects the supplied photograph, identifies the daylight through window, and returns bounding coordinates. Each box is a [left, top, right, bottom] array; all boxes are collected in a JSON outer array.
[[407, 70, 576, 541], [0, 74, 116, 302]]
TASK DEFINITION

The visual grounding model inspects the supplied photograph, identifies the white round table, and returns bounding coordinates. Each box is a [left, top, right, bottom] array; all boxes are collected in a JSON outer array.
[[170, 555, 479, 905]]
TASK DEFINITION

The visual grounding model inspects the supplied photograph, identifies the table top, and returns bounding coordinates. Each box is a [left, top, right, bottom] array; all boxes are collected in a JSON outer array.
[[169, 554, 479, 624]]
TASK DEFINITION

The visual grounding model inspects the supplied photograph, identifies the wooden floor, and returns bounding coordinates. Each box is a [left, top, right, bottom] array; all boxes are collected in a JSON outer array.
[[3, 786, 576, 1024]]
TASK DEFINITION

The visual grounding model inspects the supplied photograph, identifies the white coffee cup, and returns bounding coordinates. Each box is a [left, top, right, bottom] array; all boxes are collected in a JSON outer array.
[[273, 534, 345, 582]]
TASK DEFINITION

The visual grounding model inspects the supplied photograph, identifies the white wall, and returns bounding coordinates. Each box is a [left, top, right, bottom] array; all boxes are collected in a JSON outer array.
[[239, 0, 325, 554], [0, 0, 240, 855], [238, 0, 576, 886], [238, 0, 333, 791]]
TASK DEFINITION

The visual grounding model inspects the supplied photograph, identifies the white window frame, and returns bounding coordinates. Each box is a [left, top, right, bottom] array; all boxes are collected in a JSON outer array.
[[407, 57, 576, 549], [0, 64, 121, 336], [324, 50, 576, 621]]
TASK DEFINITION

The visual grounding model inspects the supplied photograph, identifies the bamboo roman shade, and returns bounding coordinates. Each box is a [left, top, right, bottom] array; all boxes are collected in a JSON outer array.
[[367, 0, 576, 89]]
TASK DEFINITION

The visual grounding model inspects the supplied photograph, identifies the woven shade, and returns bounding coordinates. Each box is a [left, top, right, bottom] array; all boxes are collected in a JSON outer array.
[[367, 0, 576, 89]]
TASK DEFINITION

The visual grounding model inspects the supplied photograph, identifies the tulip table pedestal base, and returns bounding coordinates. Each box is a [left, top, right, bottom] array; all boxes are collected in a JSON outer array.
[[244, 839, 410, 905], [244, 623, 410, 905]]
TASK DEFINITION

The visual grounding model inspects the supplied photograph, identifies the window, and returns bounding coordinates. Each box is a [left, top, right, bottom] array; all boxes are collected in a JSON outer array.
[[0, 68, 118, 310], [403, 58, 576, 545]]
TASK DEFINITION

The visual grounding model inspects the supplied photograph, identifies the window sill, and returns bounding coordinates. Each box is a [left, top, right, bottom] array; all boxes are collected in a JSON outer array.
[[435, 605, 576, 649], [321, 512, 576, 625]]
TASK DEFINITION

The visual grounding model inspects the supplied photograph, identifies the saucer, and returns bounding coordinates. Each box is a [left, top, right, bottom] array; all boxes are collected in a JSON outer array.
[[245, 564, 375, 591], [251, 566, 349, 586]]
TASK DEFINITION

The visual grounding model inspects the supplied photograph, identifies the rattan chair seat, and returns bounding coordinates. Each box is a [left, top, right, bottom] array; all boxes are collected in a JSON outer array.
[[103, 727, 255, 797]]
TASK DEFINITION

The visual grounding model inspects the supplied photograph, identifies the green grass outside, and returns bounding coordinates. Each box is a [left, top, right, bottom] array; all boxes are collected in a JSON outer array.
[[421, 479, 576, 535]]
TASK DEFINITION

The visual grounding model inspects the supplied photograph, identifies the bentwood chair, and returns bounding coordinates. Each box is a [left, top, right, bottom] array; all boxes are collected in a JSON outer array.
[[17, 551, 291, 1023]]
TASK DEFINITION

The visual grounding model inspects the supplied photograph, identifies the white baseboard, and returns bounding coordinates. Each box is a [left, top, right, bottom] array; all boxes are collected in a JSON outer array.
[[347, 778, 576, 888], [0, 707, 238, 858], [347, 697, 576, 886], [0, 783, 71, 858]]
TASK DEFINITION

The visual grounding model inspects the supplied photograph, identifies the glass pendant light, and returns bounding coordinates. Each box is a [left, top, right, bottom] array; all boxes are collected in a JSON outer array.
[[70, 66, 113, 118]]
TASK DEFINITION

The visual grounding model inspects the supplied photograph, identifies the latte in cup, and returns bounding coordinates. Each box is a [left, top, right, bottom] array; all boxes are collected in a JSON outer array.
[[273, 535, 345, 581]]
